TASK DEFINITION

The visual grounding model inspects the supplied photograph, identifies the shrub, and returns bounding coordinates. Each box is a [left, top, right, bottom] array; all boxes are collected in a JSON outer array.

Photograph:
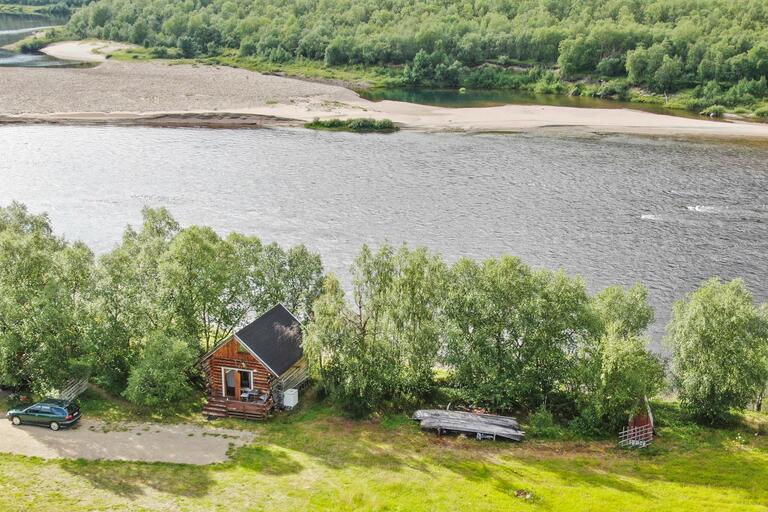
[[177, 36, 197, 58], [239, 38, 257, 57], [19, 39, 46, 53], [305, 118, 398, 132], [595, 79, 630, 100], [526, 406, 563, 439], [700, 104, 726, 117], [754, 105, 768, 118], [123, 333, 196, 407], [151, 46, 169, 58]]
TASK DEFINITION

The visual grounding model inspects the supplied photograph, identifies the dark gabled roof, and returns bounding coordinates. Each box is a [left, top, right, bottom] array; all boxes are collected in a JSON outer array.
[[234, 304, 303, 376]]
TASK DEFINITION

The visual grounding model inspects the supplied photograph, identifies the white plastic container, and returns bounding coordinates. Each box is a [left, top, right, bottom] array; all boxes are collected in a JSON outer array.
[[283, 388, 299, 409]]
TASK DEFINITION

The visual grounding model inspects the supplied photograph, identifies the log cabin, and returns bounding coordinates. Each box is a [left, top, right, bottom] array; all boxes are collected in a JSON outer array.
[[201, 304, 309, 420]]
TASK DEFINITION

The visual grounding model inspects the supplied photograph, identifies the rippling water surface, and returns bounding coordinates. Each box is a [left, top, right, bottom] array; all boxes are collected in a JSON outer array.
[[2, 125, 767, 347]]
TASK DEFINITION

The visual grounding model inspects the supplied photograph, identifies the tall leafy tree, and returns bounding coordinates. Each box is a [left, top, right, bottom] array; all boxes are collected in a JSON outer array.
[[577, 284, 663, 431], [591, 283, 655, 337], [667, 278, 768, 424], [90, 207, 179, 391], [443, 256, 598, 411], [160, 226, 248, 352], [304, 244, 445, 414], [585, 326, 665, 431], [229, 235, 324, 322], [0, 203, 94, 394]]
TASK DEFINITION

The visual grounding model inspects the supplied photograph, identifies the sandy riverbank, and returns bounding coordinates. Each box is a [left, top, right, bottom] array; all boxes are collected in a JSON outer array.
[[3, 41, 768, 139], [40, 40, 135, 62]]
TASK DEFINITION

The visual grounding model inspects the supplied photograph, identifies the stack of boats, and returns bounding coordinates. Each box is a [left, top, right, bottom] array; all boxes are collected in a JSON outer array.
[[412, 409, 525, 442]]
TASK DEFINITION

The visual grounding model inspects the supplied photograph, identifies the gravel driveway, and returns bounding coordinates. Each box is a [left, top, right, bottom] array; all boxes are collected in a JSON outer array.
[[0, 418, 254, 465]]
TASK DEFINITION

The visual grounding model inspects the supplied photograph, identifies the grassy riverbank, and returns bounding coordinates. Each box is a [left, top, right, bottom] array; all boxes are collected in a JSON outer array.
[[0, 393, 766, 511]]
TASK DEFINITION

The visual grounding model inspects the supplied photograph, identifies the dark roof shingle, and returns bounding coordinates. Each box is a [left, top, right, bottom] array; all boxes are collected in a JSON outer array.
[[235, 304, 303, 376]]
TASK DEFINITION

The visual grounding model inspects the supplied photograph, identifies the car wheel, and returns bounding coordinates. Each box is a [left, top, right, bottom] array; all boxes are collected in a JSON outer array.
[[11, 416, 21, 426], [49, 421, 60, 431]]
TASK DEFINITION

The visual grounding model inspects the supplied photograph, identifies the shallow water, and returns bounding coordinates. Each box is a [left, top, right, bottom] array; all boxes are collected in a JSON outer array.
[[1, 125, 767, 349], [0, 13, 72, 67], [361, 87, 707, 120]]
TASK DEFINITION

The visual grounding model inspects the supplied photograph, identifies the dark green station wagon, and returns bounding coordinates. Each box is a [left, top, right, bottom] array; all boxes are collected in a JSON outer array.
[[6, 399, 81, 431]]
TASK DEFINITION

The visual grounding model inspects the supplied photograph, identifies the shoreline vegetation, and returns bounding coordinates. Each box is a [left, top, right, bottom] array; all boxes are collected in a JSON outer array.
[[1, 200, 765, 429], [305, 117, 398, 133], [3, 0, 768, 136], [4, 43, 768, 139], [0, 202, 766, 511], [15, 34, 768, 125], [50, 0, 768, 119], [0, 0, 83, 20]]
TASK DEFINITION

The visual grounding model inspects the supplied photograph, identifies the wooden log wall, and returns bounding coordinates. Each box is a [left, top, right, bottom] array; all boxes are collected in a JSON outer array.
[[203, 337, 274, 397]]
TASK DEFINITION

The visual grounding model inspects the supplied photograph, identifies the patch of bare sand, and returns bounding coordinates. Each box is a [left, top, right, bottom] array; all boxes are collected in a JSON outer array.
[[254, 96, 768, 139], [41, 40, 136, 62], [0, 59, 358, 115]]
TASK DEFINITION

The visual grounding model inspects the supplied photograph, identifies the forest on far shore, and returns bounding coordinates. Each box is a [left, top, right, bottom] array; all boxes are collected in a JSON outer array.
[[59, 0, 768, 115]]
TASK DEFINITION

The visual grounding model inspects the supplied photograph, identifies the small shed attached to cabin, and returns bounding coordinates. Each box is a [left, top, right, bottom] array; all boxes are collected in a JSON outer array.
[[201, 304, 309, 420]]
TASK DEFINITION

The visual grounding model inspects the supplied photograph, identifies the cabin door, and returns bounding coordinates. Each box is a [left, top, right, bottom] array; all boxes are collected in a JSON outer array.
[[223, 369, 253, 399]]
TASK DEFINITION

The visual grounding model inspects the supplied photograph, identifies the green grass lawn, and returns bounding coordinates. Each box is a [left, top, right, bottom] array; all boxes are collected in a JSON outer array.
[[0, 393, 766, 511]]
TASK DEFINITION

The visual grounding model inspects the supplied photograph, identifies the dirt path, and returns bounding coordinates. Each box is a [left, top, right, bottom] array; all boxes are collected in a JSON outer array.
[[0, 418, 254, 465]]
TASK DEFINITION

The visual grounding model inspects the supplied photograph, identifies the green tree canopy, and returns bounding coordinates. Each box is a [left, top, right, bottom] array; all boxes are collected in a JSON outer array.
[[66, 0, 768, 106], [90, 208, 324, 397], [0, 202, 94, 394], [442, 256, 598, 411], [667, 278, 768, 424], [592, 283, 655, 337], [304, 244, 446, 415]]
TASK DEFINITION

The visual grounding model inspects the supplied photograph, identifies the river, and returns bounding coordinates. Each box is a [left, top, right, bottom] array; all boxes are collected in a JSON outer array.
[[1, 125, 767, 348], [0, 12, 71, 67]]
